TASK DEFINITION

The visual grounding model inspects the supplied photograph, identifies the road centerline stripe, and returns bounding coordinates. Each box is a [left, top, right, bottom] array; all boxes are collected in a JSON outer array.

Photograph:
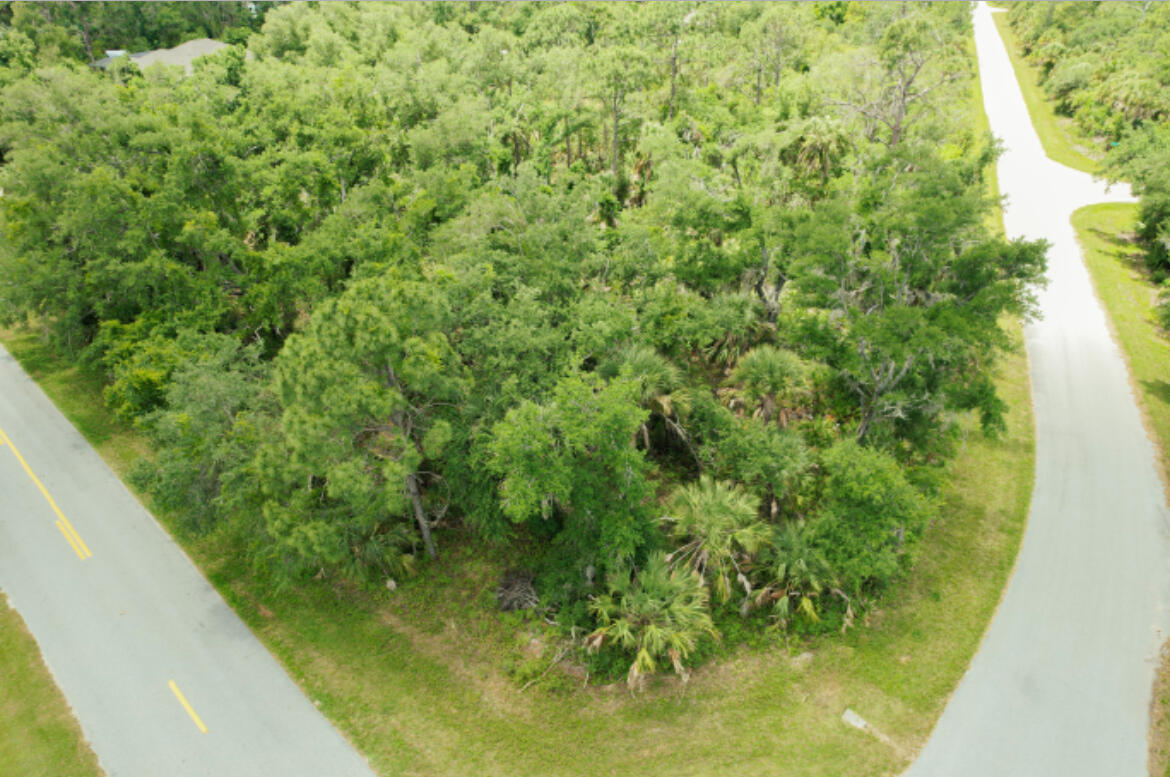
[[55, 520, 86, 560], [0, 426, 92, 559], [168, 680, 208, 734]]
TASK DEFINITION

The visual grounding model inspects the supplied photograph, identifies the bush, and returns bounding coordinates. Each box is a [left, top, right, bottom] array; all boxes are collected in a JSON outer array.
[[586, 552, 719, 689], [812, 440, 932, 597]]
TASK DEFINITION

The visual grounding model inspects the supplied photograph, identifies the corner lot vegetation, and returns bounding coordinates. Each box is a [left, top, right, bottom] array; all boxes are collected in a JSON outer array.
[[1, 2, 1042, 683]]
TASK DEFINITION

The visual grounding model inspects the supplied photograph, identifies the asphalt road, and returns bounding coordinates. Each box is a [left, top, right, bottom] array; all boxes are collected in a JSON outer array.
[[0, 346, 375, 775], [906, 5, 1170, 775]]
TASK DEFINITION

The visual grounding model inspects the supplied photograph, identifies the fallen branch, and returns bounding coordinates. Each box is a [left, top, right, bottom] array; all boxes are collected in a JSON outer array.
[[520, 644, 572, 692]]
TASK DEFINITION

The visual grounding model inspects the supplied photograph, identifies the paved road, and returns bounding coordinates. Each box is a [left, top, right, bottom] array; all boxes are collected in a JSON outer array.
[[0, 347, 375, 775], [906, 5, 1170, 775]]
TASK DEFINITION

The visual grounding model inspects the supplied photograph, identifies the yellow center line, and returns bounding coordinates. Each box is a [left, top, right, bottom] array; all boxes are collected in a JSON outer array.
[[168, 680, 208, 734], [55, 520, 87, 560], [0, 426, 92, 559]]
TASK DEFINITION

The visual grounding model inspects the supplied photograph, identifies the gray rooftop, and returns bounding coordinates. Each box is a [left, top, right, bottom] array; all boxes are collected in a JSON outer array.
[[93, 38, 231, 75]]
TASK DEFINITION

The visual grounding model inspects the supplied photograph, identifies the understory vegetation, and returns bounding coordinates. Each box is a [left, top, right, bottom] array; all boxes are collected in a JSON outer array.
[[0, 2, 1044, 685], [0, 318, 1036, 776]]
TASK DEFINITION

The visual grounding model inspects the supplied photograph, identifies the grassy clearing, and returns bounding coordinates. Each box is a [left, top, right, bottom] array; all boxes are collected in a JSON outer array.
[[0, 593, 104, 777], [0, 314, 1034, 775], [991, 11, 1102, 175]]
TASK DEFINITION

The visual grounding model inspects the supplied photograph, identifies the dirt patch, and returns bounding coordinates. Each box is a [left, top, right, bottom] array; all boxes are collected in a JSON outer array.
[[380, 610, 534, 719]]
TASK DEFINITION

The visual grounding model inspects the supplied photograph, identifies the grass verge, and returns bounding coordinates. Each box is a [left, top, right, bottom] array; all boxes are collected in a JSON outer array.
[[1068, 204, 1170, 776], [0, 592, 104, 777], [990, 10, 1102, 175], [0, 311, 1034, 776], [1153, 644, 1170, 777], [1072, 204, 1170, 483]]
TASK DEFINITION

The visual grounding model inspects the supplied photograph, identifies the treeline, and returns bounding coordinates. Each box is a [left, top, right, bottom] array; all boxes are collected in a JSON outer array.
[[0, 2, 1044, 685], [0, 1, 274, 63], [1004, 2, 1170, 290]]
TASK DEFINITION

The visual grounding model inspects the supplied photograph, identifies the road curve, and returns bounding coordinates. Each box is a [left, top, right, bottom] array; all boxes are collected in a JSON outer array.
[[0, 346, 375, 776], [906, 5, 1170, 775]]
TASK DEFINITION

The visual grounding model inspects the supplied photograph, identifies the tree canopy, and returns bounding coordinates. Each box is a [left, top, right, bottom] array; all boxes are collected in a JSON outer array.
[[0, 1, 1045, 682]]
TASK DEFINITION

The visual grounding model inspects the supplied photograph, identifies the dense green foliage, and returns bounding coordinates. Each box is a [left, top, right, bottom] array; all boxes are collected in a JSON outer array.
[[0, 2, 1044, 682], [1004, 2, 1170, 288], [0, 1, 271, 65]]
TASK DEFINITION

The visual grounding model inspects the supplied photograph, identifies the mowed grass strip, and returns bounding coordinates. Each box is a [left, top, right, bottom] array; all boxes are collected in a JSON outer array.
[[0, 312, 1033, 775], [1068, 205, 1170, 776], [990, 10, 1102, 175], [0, 592, 104, 777], [1071, 204, 1170, 482]]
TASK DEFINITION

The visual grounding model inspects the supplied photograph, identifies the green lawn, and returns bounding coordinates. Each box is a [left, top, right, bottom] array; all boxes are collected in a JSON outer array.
[[0, 593, 104, 777], [991, 11, 1102, 175]]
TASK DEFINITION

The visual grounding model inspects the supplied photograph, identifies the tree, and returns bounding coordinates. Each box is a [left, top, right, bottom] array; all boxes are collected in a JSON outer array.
[[702, 413, 810, 519], [263, 271, 467, 569], [741, 5, 806, 105], [753, 520, 847, 628], [662, 475, 767, 605], [789, 160, 1046, 443], [131, 333, 271, 532], [0, 0, 1044, 657], [488, 372, 655, 574], [813, 440, 932, 596], [587, 551, 718, 689], [600, 343, 691, 455], [833, 12, 967, 148], [785, 115, 849, 185], [587, 45, 653, 177], [726, 345, 807, 426]]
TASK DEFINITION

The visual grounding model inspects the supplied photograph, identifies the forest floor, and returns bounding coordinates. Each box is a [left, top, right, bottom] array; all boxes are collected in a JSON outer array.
[[991, 10, 1103, 175], [0, 315, 1034, 776], [0, 593, 104, 777], [1070, 203, 1170, 777]]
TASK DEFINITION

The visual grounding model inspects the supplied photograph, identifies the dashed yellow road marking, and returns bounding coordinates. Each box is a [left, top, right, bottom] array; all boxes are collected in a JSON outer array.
[[0, 426, 92, 559], [168, 680, 208, 734]]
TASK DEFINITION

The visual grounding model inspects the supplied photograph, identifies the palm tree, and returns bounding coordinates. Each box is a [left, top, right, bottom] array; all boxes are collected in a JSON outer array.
[[754, 521, 852, 630], [587, 552, 719, 689], [727, 344, 807, 426], [662, 476, 767, 605], [793, 115, 848, 183], [606, 344, 692, 455]]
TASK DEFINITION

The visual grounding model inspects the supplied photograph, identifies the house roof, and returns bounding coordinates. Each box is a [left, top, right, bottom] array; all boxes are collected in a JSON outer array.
[[92, 38, 230, 74]]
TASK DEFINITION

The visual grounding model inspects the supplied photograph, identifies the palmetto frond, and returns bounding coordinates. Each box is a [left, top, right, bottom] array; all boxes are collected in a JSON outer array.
[[663, 476, 766, 603], [753, 520, 840, 628], [727, 345, 808, 425], [587, 552, 719, 689]]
